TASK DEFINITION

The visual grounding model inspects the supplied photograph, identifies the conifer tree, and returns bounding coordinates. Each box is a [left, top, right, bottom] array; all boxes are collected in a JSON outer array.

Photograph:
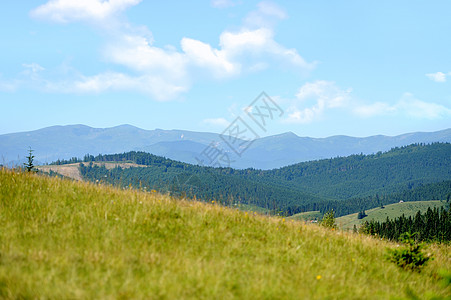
[[24, 147, 36, 173], [320, 210, 337, 229]]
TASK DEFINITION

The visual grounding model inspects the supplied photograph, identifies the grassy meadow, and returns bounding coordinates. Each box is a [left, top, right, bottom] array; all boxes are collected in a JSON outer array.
[[337, 201, 449, 230], [287, 210, 323, 222], [0, 169, 450, 299]]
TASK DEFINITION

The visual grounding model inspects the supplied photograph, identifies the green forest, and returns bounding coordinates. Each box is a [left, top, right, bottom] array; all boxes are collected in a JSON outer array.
[[75, 143, 451, 217]]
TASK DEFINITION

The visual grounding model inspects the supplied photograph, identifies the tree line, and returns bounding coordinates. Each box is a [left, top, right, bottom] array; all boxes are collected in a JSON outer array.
[[360, 205, 451, 242]]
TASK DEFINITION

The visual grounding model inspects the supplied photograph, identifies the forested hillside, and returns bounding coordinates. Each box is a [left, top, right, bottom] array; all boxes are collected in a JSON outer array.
[[266, 143, 451, 199], [76, 143, 451, 216]]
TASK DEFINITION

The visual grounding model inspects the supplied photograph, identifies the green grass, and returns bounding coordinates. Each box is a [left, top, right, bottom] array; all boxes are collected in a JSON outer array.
[[234, 203, 271, 215], [1, 169, 450, 299], [336, 201, 449, 230], [287, 210, 322, 222]]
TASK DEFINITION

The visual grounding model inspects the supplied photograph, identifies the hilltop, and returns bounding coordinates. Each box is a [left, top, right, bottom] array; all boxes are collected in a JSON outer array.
[[1, 169, 450, 298]]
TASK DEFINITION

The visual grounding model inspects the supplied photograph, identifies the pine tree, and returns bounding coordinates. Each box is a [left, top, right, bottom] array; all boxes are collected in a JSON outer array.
[[24, 147, 36, 173], [320, 210, 337, 229]]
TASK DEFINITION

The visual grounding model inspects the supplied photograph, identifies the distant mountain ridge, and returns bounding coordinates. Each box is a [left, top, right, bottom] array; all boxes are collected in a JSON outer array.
[[1, 124, 451, 169]]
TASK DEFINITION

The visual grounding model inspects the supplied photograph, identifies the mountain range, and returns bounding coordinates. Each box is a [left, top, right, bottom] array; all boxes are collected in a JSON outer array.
[[1, 124, 451, 169]]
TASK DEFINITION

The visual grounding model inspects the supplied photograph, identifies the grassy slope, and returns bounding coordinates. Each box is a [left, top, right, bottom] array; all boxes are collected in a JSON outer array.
[[287, 211, 323, 222], [37, 162, 147, 181], [0, 169, 450, 299], [336, 201, 448, 230]]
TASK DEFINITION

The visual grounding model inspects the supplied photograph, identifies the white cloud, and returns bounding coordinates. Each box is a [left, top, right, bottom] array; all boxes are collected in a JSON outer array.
[[284, 81, 451, 123], [0, 79, 18, 92], [22, 63, 45, 80], [181, 38, 238, 77], [62, 72, 186, 101], [211, 0, 237, 8], [353, 93, 451, 119], [104, 34, 186, 78], [30, 0, 141, 23], [101, 16, 312, 93], [203, 118, 230, 127], [397, 93, 451, 119], [285, 81, 351, 123], [353, 102, 395, 117], [244, 1, 287, 28], [426, 71, 447, 83], [218, 28, 312, 71], [26, 1, 312, 100]]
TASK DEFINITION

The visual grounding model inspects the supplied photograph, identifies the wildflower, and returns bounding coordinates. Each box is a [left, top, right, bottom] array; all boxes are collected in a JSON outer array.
[[212, 200, 215, 204], [282, 218, 286, 222], [316, 275, 322, 280]]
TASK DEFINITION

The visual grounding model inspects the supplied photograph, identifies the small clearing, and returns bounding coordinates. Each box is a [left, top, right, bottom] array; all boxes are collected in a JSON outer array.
[[37, 162, 147, 181], [336, 200, 448, 230]]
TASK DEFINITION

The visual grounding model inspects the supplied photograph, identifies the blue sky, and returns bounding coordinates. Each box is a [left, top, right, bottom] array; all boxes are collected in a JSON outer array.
[[0, 0, 450, 137]]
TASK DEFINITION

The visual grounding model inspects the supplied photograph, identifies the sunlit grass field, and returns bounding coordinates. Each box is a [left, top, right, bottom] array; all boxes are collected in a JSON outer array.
[[0, 169, 450, 299], [287, 210, 323, 222], [336, 201, 448, 230]]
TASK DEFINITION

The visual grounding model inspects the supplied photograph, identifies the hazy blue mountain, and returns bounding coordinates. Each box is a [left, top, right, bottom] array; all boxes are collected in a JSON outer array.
[[1, 124, 450, 169]]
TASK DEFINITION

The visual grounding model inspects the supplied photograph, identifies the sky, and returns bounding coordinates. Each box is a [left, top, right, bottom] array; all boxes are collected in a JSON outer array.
[[0, 0, 450, 138]]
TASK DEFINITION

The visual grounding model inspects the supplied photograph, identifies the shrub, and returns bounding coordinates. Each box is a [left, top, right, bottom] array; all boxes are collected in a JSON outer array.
[[386, 232, 431, 272]]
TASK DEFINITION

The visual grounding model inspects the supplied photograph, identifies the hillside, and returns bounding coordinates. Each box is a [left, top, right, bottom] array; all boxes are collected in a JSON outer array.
[[287, 211, 323, 222], [1, 169, 450, 299], [74, 143, 451, 216], [37, 162, 147, 180], [2, 124, 451, 169], [336, 201, 449, 230]]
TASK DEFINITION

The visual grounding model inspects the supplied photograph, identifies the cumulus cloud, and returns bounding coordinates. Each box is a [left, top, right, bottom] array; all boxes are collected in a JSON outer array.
[[426, 71, 447, 83], [181, 38, 237, 77], [104, 34, 187, 80], [30, 0, 141, 23], [25, 0, 312, 100], [285, 81, 351, 123]]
